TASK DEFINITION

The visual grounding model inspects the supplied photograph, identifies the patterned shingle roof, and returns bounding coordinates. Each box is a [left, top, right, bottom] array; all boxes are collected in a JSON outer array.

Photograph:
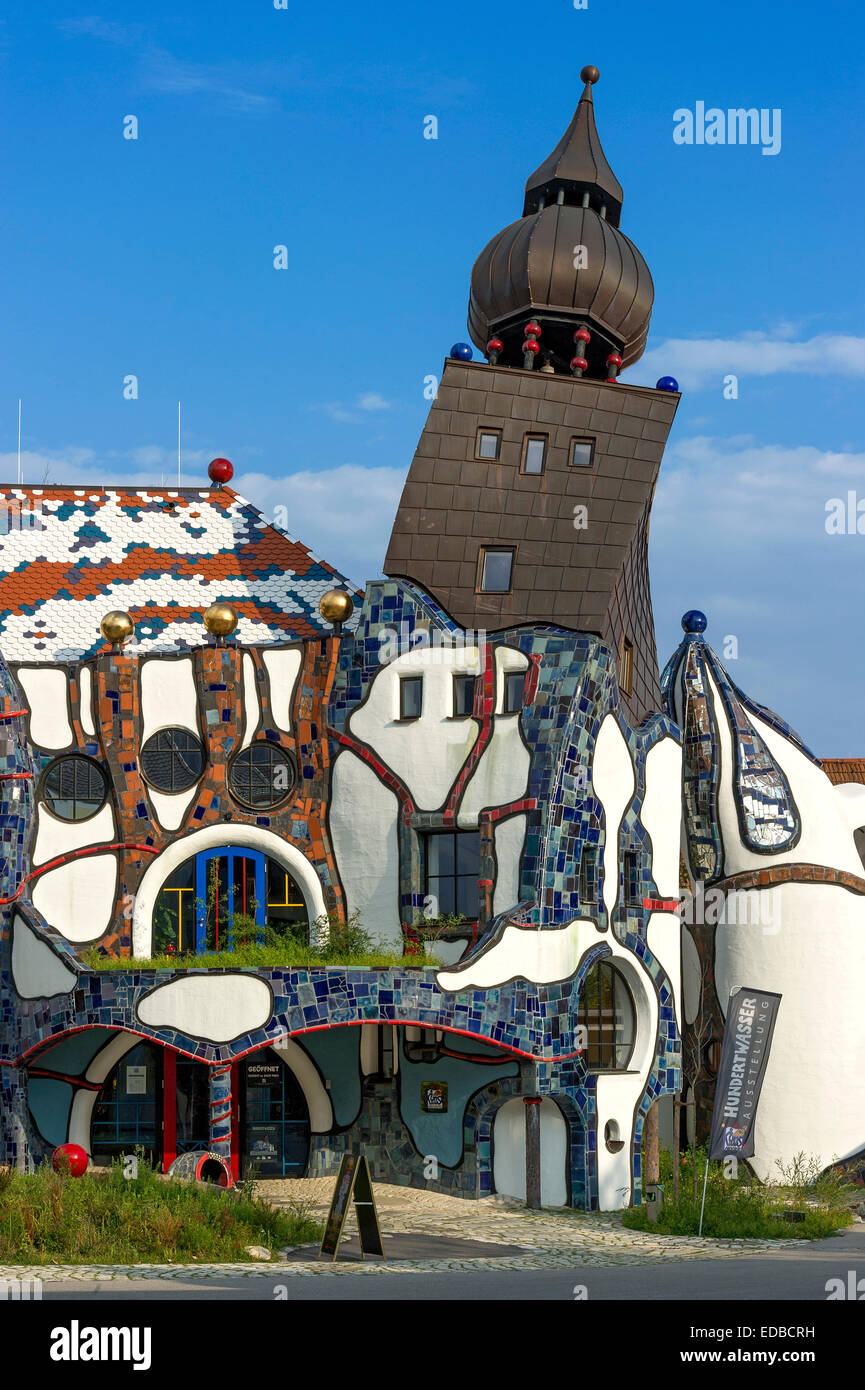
[[0, 485, 361, 661], [822, 758, 865, 785]]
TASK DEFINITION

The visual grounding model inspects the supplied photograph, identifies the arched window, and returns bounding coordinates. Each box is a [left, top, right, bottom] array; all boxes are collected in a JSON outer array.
[[153, 848, 309, 956], [578, 960, 636, 1071]]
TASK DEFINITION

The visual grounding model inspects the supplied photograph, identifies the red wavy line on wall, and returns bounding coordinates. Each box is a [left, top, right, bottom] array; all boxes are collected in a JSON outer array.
[[0, 842, 159, 905]]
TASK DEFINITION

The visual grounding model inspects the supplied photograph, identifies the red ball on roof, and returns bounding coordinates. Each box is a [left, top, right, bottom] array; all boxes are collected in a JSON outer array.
[[208, 457, 234, 485]]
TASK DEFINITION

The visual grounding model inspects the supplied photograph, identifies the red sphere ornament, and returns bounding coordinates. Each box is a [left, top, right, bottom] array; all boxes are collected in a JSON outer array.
[[524, 321, 542, 338], [574, 328, 591, 344], [52, 1143, 88, 1178], [606, 353, 623, 368], [208, 457, 234, 485], [570, 356, 588, 371], [486, 338, 504, 353], [522, 339, 541, 355]]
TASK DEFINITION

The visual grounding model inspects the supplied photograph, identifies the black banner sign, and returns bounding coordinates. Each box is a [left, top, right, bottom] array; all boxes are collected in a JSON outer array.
[[708, 987, 782, 1159]]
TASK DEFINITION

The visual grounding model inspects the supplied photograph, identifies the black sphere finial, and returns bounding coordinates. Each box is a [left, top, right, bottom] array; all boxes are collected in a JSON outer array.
[[581, 65, 600, 85]]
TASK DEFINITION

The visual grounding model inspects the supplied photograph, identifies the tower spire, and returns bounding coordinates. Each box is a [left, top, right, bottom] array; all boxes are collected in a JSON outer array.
[[523, 65, 624, 225]]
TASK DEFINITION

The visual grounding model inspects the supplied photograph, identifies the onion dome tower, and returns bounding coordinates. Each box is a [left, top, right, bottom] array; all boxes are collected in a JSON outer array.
[[468, 66, 654, 378], [384, 66, 680, 725]]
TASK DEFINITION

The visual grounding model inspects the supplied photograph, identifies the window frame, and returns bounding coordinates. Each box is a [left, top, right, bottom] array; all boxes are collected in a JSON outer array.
[[228, 741, 296, 811], [422, 829, 481, 922], [569, 437, 596, 469], [578, 959, 637, 1072], [620, 637, 634, 697], [452, 673, 477, 719], [520, 433, 548, 476], [476, 546, 516, 595], [399, 675, 423, 722], [503, 670, 525, 715], [475, 427, 502, 461], [40, 754, 108, 823], [139, 726, 205, 794]]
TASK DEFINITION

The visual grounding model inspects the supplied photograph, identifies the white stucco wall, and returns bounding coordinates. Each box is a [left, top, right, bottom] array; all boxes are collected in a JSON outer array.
[[262, 648, 302, 733], [17, 667, 72, 749], [11, 914, 77, 999], [493, 814, 527, 916], [136, 973, 272, 1042], [593, 715, 636, 915], [330, 751, 401, 947], [140, 656, 199, 744], [349, 647, 480, 811]]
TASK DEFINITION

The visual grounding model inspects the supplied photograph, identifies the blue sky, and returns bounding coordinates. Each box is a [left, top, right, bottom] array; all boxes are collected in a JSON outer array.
[[1, 1, 863, 748]]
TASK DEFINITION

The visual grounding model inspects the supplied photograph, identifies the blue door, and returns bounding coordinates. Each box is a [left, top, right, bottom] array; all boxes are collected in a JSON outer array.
[[194, 849, 266, 953]]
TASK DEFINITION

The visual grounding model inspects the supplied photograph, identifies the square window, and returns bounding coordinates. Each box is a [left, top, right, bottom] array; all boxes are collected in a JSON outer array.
[[570, 438, 595, 468], [478, 547, 514, 593], [424, 830, 480, 923], [476, 429, 501, 461], [453, 674, 477, 718], [503, 670, 524, 714], [522, 435, 547, 475], [400, 676, 423, 720]]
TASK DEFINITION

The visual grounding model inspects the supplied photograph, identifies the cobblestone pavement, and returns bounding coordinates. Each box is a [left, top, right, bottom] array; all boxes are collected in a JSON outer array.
[[0, 1180, 814, 1282]]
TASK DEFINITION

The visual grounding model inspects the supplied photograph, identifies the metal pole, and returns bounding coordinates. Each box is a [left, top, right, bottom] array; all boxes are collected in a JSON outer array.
[[698, 1157, 710, 1236], [524, 1097, 542, 1210]]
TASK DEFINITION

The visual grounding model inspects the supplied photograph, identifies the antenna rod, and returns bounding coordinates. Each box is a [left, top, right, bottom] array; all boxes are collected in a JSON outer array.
[[17, 399, 22, 485], [178, 401, 181, 486]]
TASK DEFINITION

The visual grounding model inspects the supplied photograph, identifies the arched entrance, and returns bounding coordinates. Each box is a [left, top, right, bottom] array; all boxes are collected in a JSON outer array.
[[492, 1097, 568, 1206], [155, 848, 309, 955], [91, 1040, 163, 1166]]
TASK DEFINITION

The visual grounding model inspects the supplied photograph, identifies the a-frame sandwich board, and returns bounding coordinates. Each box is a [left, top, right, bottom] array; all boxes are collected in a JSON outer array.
[[318, 1152, 385, 1261]]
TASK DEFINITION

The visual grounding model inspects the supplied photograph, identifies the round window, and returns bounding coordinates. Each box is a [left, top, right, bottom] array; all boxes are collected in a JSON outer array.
[[228, 743, 295, 810], [42, 756, 108, 822], [140, 728, 204, 793]]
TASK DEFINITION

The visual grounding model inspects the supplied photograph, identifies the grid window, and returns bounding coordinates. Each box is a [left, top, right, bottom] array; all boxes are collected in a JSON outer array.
[[522, 435, 547, 475], [140, 728, 204, 792], [452, 674, 477, 718], [400, 676, 423, 720], [229, 743, 295, 809], [42, 756, 107, 821], [424, 830, 480, 919], [570, 438, 595, 468], [503, 670, 524, 714], [476, 429, 502, 461], [478, 547, 514, 593], [578, 960, 636, 1070]]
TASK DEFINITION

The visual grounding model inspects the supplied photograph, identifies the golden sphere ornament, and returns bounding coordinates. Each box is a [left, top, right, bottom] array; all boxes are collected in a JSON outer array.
[[99, 610, 134, 647], [203, 602, 239, 638], [318, 589, 354, 626]]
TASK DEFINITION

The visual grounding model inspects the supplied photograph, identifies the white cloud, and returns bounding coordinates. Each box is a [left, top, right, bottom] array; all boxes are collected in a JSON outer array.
[[629, 333, 865, 392], [311, 393, 395, 424]]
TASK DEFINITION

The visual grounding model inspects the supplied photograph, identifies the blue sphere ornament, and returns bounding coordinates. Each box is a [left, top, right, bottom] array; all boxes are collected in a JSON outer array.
[[656, 375, 679, 392], [451, 342, 474, 362], [681, 609, 707, 635]]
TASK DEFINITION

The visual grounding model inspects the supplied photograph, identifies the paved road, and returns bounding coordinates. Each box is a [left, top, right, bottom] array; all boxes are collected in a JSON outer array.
[[38, 1224, 865, 1301]]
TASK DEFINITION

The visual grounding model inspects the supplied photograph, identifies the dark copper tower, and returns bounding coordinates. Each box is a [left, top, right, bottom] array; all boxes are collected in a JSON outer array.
[[384, 67, 680, 725]]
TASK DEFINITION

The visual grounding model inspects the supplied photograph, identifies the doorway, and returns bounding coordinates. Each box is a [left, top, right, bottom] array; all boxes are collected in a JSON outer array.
[[241, 1052, 310, 1178]]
